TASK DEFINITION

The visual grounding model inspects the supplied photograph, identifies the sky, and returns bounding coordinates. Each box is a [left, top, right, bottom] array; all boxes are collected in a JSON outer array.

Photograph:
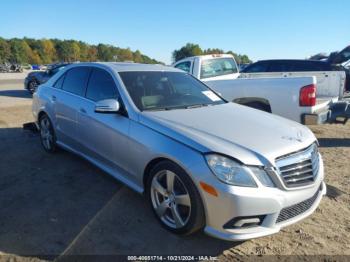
[[0, 0, 349, 64]]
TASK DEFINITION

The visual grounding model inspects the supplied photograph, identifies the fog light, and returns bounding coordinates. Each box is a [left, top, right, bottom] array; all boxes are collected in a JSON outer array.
[[223, 215, 265, 229]]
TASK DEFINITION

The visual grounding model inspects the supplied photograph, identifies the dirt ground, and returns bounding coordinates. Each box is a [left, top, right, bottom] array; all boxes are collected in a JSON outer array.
[[0, 78, 349, 261]]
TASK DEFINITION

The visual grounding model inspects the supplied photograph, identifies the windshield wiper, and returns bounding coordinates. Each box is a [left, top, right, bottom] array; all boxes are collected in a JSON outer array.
[[144, 104, 209, 111], [185, 104, 209, 109]]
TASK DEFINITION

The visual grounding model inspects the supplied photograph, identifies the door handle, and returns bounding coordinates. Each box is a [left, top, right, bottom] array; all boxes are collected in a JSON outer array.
[[80, 108, 87, 114], [51, 95, 56, 102]]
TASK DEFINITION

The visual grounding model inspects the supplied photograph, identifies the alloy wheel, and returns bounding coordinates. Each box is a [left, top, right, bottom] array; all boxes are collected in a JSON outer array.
[[40, 117, 53, 150], [150, 170, 192, 229]]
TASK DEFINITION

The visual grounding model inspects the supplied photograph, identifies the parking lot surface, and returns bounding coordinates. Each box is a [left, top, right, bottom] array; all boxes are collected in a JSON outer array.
[[0, 78, 349, 260]]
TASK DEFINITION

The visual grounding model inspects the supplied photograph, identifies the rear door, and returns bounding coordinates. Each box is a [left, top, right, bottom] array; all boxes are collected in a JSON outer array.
[[55, 66, 91, 150]]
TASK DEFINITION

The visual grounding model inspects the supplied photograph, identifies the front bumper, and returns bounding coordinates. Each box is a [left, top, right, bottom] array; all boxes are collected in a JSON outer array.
[[196, 154, 326, 241]]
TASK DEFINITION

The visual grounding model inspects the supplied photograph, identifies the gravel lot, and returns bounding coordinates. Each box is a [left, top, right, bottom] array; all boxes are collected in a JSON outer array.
[[0, 77, 349, 261]]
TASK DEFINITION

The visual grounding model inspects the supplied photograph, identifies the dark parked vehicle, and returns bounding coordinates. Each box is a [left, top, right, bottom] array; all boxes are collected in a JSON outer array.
[[241, 59, 335, 73], [24, 63, 70, 93], [238, 63, 250, 71], [241, 45, 350, 92]]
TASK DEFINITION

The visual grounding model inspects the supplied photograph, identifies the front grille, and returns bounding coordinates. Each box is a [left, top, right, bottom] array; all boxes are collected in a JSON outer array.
[[276, 185, 321, 223], [276, 144, 319, 188]]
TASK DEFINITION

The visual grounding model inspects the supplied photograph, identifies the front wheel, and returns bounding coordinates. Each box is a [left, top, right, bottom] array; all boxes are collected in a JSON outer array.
[[147, 161, 205, 235], [39, 114, 57, 153], [28, 80, 38, 94]]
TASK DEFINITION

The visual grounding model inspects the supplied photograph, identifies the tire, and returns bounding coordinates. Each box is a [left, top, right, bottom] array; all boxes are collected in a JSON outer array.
[[146, 160, 205, 235], [28, 80, 38, 94], [39, 114, 57, 153], [245, 102, 271, 113]]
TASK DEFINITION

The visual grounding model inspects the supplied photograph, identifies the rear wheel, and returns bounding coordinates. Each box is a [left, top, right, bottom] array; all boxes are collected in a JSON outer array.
[[147, 161, 205, 235], [39, 114, 57, 153]]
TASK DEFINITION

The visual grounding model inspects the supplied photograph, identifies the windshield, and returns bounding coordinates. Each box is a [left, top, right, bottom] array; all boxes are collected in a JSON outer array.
[[344, 60, 350, 69], [200, 58, 238, 79], [119, 71, 225, 111], [51, 65, 66, 75]]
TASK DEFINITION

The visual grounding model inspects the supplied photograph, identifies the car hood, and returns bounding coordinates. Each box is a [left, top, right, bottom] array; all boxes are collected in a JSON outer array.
[[26, 71, 49, 81], [140, 103, 316, 166], [27, 71, 44, 77]]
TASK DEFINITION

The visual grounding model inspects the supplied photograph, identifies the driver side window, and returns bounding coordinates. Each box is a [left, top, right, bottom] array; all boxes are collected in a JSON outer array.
[[86, 68, 119, 102]]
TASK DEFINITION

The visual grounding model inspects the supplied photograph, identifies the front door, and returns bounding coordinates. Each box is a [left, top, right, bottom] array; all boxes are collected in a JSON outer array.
[[77, 67, 131, 179]]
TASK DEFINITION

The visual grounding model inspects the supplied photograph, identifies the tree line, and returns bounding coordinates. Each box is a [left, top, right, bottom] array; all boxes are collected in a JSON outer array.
[[0, 38, 252, 66], [172, 43, 252, 64], [0, 37, 162, 65]]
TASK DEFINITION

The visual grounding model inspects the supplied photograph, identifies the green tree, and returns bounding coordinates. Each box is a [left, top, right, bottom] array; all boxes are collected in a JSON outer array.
[[173, 43, 252, 64], [133, 50, 143, 63], [56, 40, 80, 62], [28, 49, 42, 65], [9, 39, 27, 63], [1, 37, 163, 65], [40, 39, 56, 64], [56, 41, 70, 62], [78, 41, 89, 61], [172, 43, 203, 62], [117, 48, 133, 61], [71, 41, 80, 61], [204, 48, 225, 54], [87, 46, 98, 61], [238, 54, 251, 64], [0, 38, 11, 63], [97, 44, 114, 61]]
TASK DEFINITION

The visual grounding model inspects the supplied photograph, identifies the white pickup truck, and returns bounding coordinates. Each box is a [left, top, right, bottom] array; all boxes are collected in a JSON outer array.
[[173, 54, 348, 124]]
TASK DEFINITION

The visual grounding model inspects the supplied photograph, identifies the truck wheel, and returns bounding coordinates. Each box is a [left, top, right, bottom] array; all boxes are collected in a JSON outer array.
[[146, 160, 205, 235], [245, 102, 271, 113]]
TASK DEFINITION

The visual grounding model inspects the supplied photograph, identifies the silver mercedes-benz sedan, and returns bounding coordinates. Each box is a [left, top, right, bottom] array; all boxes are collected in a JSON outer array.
[[32, 62, 326, 241]]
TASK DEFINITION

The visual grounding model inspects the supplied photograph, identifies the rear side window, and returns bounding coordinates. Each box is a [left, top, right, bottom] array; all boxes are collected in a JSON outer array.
[[86, 68, 119, 101], [242, 62, 268, 73], [267, 61, 332, 72], [175, 61, 191, 73], [291, 61, 331, 71], [62, 67, 91, 96], [53, 74, 65, 89], [267, 61, 291, 72]]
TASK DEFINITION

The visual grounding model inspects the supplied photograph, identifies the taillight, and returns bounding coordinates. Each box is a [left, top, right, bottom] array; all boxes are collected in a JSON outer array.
[[300, 84, 316, 106]]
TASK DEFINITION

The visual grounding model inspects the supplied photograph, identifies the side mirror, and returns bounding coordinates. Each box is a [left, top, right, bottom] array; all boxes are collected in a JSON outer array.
[[95, 99, 120, 113]]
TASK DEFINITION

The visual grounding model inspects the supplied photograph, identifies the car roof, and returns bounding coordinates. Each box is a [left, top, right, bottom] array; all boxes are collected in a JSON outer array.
[[174, 54, 234, 64], [50, 63, 71, 69], [71, 62, 182, 73], [255, 59, 328, 64]]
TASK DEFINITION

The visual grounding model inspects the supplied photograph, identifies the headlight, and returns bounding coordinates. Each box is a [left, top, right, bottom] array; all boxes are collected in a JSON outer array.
[[250, 166, 275, 187], [205, 154, 257, 187], [205, 154, 274, 187]]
